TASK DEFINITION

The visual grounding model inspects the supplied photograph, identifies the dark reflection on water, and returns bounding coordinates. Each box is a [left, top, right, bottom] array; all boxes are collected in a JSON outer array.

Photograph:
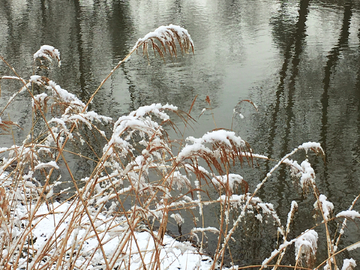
[[267, 0, 310, 161], [1, 0, 360, 266]]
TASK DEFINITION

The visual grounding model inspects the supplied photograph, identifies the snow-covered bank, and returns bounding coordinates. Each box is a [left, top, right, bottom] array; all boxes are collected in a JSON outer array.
[[8, 201, 216, 270]]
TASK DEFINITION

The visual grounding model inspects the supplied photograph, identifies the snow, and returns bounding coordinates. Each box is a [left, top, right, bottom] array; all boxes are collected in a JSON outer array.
[[336, 210, 360, 220], [298, 142, 324, 154], [177, 142, 211, 162], [191, 227, 220, 234], [79, 111, 112, 124], [299, 160, 316, 188], [347, 241, 360, 251], [10, 201, 217, 269], [286, 201, 298, 234], [168, 171, 191, 190], [131, 103, 177, 120], [177, 130, 245, 162], [294, 229, 318, 261], [314, 194, 334, 221], [170, 213, 184, 226], [341, 258, 356, 270], [48, 80, 85, 106], [212, 174, 244, 191], [30, 75, 42, 83], [132, 24, 194, 54], [33, 45, 61, 67], [32, 93, 48, 106], [261, 239, 296, 266], [34, 161, 59, 170], [201, 129, 244, 147]]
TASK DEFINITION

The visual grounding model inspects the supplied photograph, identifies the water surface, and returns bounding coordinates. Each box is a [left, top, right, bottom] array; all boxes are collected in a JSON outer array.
[[1, 0, 360, 266]]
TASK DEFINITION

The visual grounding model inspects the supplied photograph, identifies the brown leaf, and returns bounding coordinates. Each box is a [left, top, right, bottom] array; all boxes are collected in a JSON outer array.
[[205, 96, 211, 105]]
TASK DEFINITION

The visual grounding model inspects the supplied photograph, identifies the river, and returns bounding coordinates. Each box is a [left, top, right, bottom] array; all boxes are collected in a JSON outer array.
[[1, 0, 360, 266]]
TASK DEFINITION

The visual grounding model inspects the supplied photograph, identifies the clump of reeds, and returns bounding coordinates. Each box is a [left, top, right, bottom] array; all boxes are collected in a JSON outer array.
[[0, 25, 359, 270]]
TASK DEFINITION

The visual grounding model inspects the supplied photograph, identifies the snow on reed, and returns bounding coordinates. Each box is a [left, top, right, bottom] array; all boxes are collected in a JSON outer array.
[[132, 24, 194, 58], [285, 158, 316, 189], [295, 230, 318, 264], [341, 258, 357, 270], [298, 141, 324, 155], [167, 171, 191, 190], [347, 241, 360, 251], [34, 161, 59, 170], [33, 45, 61, 67], [261, 239, 297, 267], [103, 103, 176, 160], [314, 194, 334, 221], [131, 103, 178, 120], [177, 129, 246, 162], [286, 201, 298, 235], [27, 75, 85, 109], [298, 160, 316, 188], [336, 210, 360, 220], [211, 173, 244, 192], [32, 93, 48, 109], [170, 213, 184, 226], [217, 193, 282, 226]]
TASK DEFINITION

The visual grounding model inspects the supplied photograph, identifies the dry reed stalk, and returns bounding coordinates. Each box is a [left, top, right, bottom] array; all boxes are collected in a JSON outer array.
[[231, 99, 258, 130], [273, 201, 298, 270], [205, 95, 217, 128], [314, 241, 360, 270], [311, 185, 335, 270]]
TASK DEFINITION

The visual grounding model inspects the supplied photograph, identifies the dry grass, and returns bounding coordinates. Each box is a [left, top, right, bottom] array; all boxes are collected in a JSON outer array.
[[0, 25, 359, 270]]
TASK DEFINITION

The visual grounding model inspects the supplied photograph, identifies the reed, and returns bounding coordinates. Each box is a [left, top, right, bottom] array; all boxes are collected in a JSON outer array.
[[0, 25, 358, 270]]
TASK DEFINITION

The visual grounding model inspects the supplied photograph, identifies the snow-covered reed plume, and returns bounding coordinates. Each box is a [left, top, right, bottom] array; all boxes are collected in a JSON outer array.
[[0, 25, 360, 270], [133, 24, 194, 59], [33, 45, 61, 68], [295, 229, 318, 267], [87, 24, 195, 109]]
